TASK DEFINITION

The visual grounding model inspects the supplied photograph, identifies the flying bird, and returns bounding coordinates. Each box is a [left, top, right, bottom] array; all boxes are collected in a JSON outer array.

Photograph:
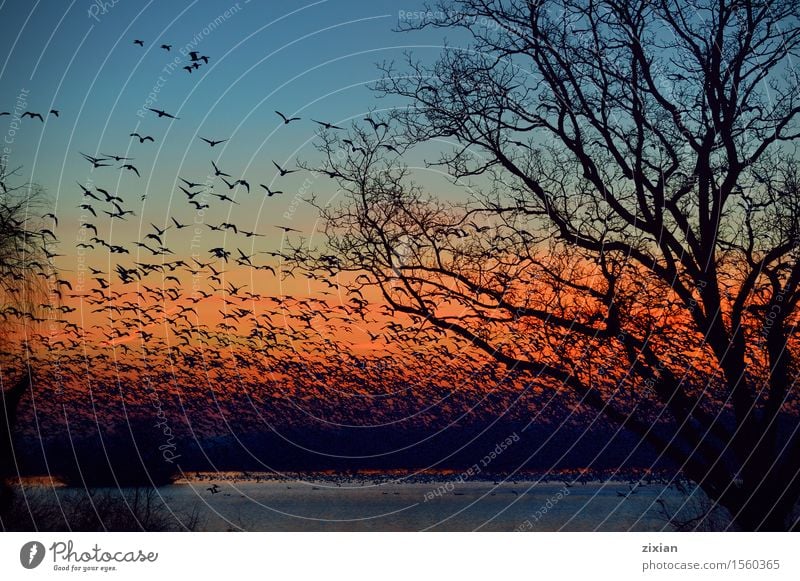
[[129, 133, 154, 143], [188, 51, 209, 64], [312, 119, 343, 130], [102, 153, 134, 161], [77, 182, 100, 199], [379, 143, 401, 153], [146, 107, 179, 119], [260, 185, 283, 197], [79, 204, 97, 216], [21, 111, 44, 122], [160, 44, 172, 51], [211, 191, 239, 204], [133, 39, 144, 47], [364, 116, 388, 131], [49, 109, 60, 117], [209, 247, 231, 262], [180, 178, 205, 189], [180, 186, 201, 200], [275, 110, 300, 125], [272, 161, 296, 177], [80, 152, 111, 168], [171, 217, 189, 229], [119, 163, 140, 177], [199, 137, 228, 147], [211, 160, 230, 177]]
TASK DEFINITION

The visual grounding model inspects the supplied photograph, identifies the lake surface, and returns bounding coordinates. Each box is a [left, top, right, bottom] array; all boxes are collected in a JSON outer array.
[[147, 479, 697, 531]]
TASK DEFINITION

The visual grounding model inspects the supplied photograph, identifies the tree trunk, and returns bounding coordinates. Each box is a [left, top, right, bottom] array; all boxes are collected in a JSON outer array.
[[710, 446, 799, 531], [0, 372, 31, 516]]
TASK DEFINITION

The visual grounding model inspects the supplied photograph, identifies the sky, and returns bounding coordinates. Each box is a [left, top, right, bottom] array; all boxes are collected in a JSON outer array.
[[0, 0, 496, 380], [0, 0, 470, 266]]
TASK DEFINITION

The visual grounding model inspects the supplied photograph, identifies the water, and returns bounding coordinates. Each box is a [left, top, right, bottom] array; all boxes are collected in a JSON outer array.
[[148, 479, 689, 531]]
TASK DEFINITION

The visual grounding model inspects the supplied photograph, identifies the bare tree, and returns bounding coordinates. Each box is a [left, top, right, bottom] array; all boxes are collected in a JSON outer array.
[[289, 0, 800, 530], [0, 161, 52, 515]]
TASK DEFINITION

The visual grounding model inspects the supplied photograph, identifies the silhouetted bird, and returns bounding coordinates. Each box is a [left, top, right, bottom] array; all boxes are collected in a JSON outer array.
[[260, 185, 283, 197], [119, 164, 140, 177], [312, 119, 343, 130], [272, 161, 296, 176], [200, 137, 227, 147], [146, 107, 179, 119], [129, 132, 154, 143], [80, 152, 110, 168], [275, 110, 300, 125]]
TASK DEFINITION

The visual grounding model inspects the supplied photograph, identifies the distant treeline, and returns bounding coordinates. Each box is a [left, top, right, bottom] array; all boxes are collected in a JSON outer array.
[[13, 418, 672, 486]]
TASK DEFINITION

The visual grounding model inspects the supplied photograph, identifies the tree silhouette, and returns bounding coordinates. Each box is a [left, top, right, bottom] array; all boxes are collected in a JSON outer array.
[[0, 161, 52, 518], [289, 0, 800, 530]]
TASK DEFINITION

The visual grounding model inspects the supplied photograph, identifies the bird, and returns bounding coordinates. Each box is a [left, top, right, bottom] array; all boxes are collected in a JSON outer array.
[[343, 139, 367, 155], [133, 39, 144, 47], [49, 109, 60, 117], [77, 182, 100, 199], [171, 217, 189, 229], [180, 178, 204, 189], [312, 119, 343, 130], [160, 44, 172, 51], [211, 191, 239, 204], [209, 247, 231, 261], [180, 186, 201, 200], [189, 200, 209, 210], [129, 132, 154, 143], [103, 208, 135, 220], [207, 484, 220, 494], [0, 112, 9, 116], [211, 160, 230, 177], [364, 116, 388, 131], [260, 185, 283, 197], [80, 152, 111, 168], [274, 225, 301, 233], [119, 163, 140, 177], [199, 137, 227, 147], [146, 107, 179, 119], [275, 110, 300, 125], [188, 51, 209, 64], [102, 153, 133, 161], [79, 204, 97, 216], [21, 111, 44, 122], [272, 161, 296, 177], [96, 187, 123, 203]]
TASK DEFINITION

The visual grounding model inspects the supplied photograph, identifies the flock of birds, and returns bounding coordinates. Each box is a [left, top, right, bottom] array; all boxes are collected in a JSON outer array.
[[0, 35, 658, 490], [1, 36, 509, 432], [0, 109, 59, 121]]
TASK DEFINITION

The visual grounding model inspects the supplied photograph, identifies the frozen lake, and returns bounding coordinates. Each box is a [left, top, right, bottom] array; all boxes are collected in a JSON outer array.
[[142, 479, 699, 531]]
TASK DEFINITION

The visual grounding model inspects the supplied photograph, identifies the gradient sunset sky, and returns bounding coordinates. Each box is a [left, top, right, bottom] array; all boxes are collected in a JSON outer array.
[[0, 0, 470, 273]]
